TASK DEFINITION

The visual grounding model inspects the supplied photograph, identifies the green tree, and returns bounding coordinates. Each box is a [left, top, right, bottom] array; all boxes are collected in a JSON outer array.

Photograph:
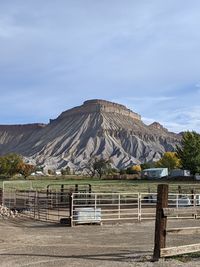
[[0, 156, 9, 175], [140, 162, 155, 170], [155, 152, 181, 171], [119, 169, 126, 175], [176, 131, 200, 174], [61, 166, 71, 175], [0, 153, 23, 177], [93, 158, 112, 178]]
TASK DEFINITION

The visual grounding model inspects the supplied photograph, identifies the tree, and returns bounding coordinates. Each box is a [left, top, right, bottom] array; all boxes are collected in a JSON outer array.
[[132, 165, 141, 172], [140, 162, 155, 170], [0, 153, 23, 177], [119, 169, 126, 175], [19, 163, 35, 179], [47, 169, 55, 175], [0, 156, 9, 175], [126, 165, 141, 174], [176, 131, 200, 174], [83, 158, 96, 177], [61, 166, 71, 175], [155, 152, 181, 171], [93, 158, 112, 178]]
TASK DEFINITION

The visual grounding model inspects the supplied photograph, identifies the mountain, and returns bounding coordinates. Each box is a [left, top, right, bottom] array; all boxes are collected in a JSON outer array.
[[0, 99, 181, 171]]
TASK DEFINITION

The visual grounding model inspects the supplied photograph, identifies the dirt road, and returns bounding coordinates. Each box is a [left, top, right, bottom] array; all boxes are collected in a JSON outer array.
[[0, 217, 200, 266]]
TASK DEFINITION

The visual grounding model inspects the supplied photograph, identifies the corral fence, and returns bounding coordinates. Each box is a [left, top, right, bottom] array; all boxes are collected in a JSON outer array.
[[2, 185, 200, 225], [153, 184, 200, 261]]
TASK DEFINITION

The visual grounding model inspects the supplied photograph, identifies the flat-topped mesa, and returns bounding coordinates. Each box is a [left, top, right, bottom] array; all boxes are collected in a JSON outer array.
[[0, 123, 46, 131], [55, 99, 141, 121]]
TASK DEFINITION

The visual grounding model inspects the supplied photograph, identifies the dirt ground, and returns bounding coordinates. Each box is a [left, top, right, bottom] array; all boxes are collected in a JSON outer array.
[[0, 217, 200, 267]]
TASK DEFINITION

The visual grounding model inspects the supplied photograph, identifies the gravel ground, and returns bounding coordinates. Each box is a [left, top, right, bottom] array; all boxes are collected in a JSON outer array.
[[0, 217, 200, 267]]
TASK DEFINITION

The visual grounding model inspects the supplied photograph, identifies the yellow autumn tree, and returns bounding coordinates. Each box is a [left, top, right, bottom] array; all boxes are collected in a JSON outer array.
[[126, 165, 142, 174], [155, 152, 181, 170], [132, 165, 142, 172]]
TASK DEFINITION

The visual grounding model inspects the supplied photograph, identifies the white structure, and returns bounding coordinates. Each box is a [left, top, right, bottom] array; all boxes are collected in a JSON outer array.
[[31, 171, 45, 176], [142, 168, 168, 179], [195, 173, 200, 180], [170, 169, 190, 177]]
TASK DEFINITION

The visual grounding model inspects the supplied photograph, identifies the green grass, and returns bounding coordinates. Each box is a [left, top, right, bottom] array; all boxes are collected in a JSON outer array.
[[1, 176, 200, 193]]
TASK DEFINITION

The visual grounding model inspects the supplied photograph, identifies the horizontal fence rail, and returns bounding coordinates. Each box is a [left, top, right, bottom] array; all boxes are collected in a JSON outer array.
[[153, 184, 200, 261], [70, 192, 200, 225], [3, 190, 70, 223], [72, 192, 140, 225], [2, 190, 200, 224]]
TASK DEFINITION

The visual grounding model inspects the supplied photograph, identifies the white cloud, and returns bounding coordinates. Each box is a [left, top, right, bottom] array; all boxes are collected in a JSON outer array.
[[0, 1, 200, 132], [143, 106, 200, 133]]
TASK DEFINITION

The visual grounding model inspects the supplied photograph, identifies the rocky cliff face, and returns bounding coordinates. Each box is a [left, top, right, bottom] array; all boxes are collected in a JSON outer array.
[[0, 99, 181, 170]]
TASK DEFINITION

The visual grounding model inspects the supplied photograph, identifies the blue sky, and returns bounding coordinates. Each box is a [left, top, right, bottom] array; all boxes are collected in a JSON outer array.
[[0, 0, 200, 133]]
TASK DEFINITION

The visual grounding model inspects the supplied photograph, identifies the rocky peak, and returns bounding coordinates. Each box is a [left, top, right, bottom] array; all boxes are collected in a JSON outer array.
[[148, 122, 167, 131], [53, 99, 141, 122]]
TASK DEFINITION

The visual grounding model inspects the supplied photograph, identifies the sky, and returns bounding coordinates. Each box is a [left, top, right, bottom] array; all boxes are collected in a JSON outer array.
[[0, 0, 200, 133]]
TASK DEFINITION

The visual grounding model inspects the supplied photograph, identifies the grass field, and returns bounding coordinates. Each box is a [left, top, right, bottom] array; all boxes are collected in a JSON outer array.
[[1, 176, 200, 193]]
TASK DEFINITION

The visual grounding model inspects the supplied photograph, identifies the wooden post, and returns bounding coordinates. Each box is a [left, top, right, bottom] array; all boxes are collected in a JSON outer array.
[[178, 185, 182, 196], [46, 185, 50, 197], [191, 189, 196, 218], [191, 189, 195, 205], [153, 184, 169, 261], [89, 184, 92, 194], [60, 184, 64, 203], [69, 192, 73, 227], [75, 184, 78, 193], [88, 184, 92, 204], [0, 188, 2, 205]]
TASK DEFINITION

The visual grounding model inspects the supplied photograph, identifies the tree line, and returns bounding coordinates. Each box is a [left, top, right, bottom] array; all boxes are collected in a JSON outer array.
[[0, 131, 199, 179], [86, 131, 200, 177], [151, 131, 200, 175]]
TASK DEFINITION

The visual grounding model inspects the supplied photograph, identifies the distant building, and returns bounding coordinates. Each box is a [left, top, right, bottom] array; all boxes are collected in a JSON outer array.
[[142, 168, 168, 179], [195, 173, 200, 180], [31, 171, 45, 176], [170, 169, 190, 177]]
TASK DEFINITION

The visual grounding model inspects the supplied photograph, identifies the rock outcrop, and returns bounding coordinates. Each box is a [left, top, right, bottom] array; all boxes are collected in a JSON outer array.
[[0, 99, 181, 170], [50, 99, 141, 123]]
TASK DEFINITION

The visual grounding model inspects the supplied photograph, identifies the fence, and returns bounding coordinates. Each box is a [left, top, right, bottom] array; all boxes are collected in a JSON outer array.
[[153, 184, 200, 261], [3, 189, 71, 222], [70, 192, 200, 225], [71, 192, 140, 225], [3, 188, 200, 225]]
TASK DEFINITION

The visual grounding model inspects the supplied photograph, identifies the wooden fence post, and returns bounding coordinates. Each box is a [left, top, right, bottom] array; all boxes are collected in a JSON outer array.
[[153, 184, 169, 261], [0, 188, 2, 205], [60, 184, 64, 203]]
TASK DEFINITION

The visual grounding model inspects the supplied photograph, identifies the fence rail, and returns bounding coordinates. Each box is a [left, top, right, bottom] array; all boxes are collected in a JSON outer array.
[[153, 184, 200, 261], [2, 189, 200, 224]]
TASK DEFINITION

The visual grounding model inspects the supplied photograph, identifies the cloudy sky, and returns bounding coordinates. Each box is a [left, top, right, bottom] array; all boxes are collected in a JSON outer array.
[[0, 0, 200, 133]]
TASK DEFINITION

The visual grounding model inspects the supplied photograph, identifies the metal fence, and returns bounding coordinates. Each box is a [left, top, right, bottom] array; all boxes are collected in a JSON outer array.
[[3, 189, 70, 222], [3, 190, 200, 224]]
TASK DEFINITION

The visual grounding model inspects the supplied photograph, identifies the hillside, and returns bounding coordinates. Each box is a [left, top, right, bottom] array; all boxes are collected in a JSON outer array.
[[0, 99, 181, 170]]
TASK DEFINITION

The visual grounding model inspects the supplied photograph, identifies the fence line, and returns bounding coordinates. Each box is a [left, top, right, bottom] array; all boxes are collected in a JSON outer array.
[[70, 191, 200, 225], [2, 189, 200, 224]]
